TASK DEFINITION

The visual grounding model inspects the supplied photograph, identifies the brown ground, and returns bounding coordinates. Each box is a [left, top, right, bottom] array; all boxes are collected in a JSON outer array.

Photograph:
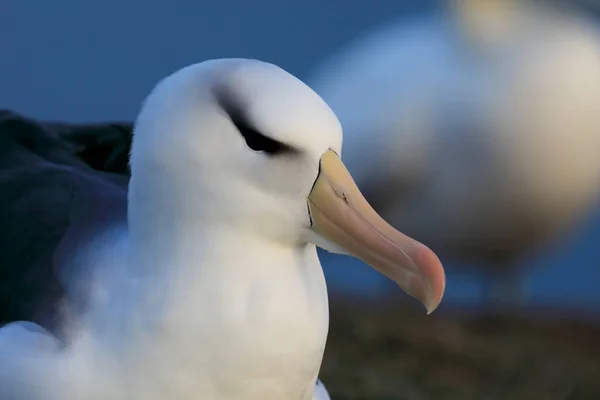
[[322, 297, 600, 400]]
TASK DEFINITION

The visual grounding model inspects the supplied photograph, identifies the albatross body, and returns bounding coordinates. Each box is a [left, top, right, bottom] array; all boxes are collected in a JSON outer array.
[[307, 0, 600, 304], [0, 59, 445, 399]]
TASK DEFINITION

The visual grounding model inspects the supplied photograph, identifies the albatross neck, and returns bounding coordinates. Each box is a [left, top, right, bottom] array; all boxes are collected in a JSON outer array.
[[126, 184, 306, 269], [125, 167, 316, 270], [87, 185, 328, 350]]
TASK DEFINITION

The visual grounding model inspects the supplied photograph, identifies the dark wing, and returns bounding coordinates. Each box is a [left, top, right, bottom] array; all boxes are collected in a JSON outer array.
[[0, 110, 133, 338], [47, 119, 133, 175]]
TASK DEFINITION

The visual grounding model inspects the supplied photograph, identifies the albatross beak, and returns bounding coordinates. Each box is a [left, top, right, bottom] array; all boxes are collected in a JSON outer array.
[[308, 150, 446, 313]]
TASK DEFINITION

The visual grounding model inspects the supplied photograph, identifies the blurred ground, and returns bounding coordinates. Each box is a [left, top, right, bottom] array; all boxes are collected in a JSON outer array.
[[322, 297, 600, 400]]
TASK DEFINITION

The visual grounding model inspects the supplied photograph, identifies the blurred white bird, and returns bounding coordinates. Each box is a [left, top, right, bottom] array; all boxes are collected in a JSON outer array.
[[308, 0, 600, 307]]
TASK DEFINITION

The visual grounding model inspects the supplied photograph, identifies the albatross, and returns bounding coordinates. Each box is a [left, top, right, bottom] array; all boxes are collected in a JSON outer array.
[[0, 59, 445, 400]]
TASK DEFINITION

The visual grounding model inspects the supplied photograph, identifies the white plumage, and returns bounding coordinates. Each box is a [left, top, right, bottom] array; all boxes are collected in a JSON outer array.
[[0, 59, 337, 400], [0, 58, 445, 399]]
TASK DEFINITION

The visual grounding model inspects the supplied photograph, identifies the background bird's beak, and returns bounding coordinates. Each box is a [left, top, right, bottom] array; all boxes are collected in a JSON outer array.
[[308, 150, 446, 313]]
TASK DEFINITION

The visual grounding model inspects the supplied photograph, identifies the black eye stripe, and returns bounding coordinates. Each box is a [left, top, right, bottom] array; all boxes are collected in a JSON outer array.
[[231, 119, 293, 154], [212, 83, 297, 156]]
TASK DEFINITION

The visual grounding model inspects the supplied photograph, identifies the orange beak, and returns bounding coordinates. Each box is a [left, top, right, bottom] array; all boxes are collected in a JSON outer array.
[[308, 150, 445, 313]]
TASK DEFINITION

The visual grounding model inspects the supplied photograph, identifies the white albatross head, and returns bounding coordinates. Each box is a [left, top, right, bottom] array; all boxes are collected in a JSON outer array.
[[128, 58, 445, 313]]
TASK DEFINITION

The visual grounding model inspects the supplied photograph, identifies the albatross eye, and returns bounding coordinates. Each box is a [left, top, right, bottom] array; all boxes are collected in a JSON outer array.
[[232, 117, 293, 155], [213, 84, 295, 156]]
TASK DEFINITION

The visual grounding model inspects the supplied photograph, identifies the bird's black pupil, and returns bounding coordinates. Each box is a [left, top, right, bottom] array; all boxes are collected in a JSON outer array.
[[232, 119, 288, 155]]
